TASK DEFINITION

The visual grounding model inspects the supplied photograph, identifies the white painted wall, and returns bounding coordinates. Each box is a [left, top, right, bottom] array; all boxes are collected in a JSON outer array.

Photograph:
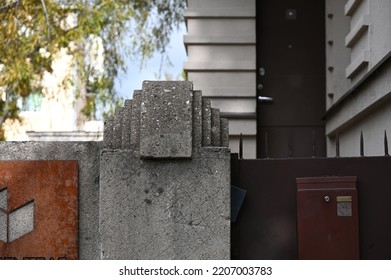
[[327, 98, 391, 157], [325, 0, 351, 109], [325, 0, 391, 156], [184, 0, 257, 158]]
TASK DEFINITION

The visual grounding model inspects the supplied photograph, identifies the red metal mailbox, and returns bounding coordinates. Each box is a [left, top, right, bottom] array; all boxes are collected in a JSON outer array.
[[296, 176, 359, 259]]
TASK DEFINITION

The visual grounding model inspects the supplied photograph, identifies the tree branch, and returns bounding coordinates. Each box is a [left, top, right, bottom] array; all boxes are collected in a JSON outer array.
[[0, 1, 20, 13], [0, 87, 13, 127], [40, 0, 51, 41]]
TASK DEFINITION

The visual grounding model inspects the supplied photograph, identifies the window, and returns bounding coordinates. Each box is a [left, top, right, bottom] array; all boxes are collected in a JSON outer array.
[[20, 92, 43, 112]]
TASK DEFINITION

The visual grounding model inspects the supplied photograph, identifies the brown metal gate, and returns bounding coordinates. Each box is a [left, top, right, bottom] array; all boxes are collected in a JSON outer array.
[[231, 140, 391, 260]]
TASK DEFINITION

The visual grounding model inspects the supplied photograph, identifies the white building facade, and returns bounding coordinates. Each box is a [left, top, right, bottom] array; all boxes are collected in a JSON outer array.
[[184, 0, 391, 158], [184, 0, 257, 158]]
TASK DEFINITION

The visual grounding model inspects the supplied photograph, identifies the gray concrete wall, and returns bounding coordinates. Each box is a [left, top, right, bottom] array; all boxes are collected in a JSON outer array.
[[100, 148, 230, 259], [0, 81, 231, 260], [100, 81, 231, 259]]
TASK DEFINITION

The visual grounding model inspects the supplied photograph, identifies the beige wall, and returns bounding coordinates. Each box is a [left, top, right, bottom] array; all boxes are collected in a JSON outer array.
[[4, 48, 77, 141], [4, 36, 104, 141]]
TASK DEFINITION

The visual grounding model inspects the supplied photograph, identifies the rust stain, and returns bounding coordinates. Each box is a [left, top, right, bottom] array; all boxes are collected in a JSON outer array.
[[0, 161, 78, 260]]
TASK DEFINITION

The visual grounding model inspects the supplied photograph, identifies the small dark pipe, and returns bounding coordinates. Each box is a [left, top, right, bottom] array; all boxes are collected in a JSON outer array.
[[288, 135, 293, 158], [360, 131, 364, 157], [385, 130, 389, 156], [336, 132, 340, 157], [239, 133, 243, 160]]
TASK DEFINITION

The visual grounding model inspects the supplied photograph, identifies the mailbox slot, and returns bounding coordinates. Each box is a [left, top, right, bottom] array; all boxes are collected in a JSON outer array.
[[296, 176, 359, 259]]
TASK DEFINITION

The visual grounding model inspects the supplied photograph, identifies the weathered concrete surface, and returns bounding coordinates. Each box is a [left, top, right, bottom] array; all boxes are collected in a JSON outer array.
[[193, 90, 203, 153], [105, 81, 227, 156], [99, 147, 230, 259], [211, 108, 221, 146], [0, 142, 100, 259], [140, 81, 193, 158], [112, 108, 124, 149], [103, 118, 114, 149], [220, 118, 230, 147], [131, 91, 142, 151], [122, 100, 132, 149], [0, 189, 6, 242], [202, 98, 212, 146], [0, 81, 230, 260], [0, 212, 5, 243], [0, 188, 6, 210], [8, 201, 34, 243], [99, 81, 230, 260]]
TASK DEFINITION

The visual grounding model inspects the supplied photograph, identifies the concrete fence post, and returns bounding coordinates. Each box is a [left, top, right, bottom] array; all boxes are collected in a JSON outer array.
[[100, 81, 231, 259]]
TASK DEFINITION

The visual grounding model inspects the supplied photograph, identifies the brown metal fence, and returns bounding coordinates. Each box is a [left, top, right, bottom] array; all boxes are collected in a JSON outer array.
[[231, 132, 391, 259]]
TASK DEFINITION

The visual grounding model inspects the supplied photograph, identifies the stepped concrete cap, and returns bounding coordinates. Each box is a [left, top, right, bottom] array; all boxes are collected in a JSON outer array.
[[102, 81, 230, 158], [140, 81, 194, 158]]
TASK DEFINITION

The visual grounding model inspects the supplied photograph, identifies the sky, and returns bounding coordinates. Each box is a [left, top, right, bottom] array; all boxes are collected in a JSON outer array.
[[114, 23, 187, 100]]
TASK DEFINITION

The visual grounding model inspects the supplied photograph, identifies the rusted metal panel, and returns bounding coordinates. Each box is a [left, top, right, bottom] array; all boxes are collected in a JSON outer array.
[[0, 161, 78, 260], [296, 176, 359, 259]]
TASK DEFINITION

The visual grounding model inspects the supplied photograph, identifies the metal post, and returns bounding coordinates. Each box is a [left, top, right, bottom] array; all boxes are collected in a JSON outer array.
[[239, 133, 243, 160], [336, 132, 340, 157]]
